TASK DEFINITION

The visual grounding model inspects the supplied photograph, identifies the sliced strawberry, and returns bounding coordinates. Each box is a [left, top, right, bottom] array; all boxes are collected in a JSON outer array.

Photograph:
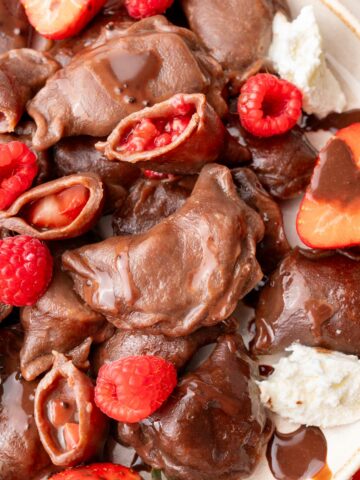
[[63, 423, 80, 450], [49, 463, 141, 480], [21, 0, 107, 40], [297, 123, 360, 249], [26, 185, 89, 229]]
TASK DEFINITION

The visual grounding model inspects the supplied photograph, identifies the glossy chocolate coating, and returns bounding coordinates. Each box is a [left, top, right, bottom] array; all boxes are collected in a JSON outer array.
[[63, 164, 264, 337], [267, 426, 329, 480], [311, 138, 359, 206], [233, 168, 290, 273], [117, 335, 272, 480], [20, 264, 114, 381], [54, 136, 140, 211], [0, 49, 59, 133], [252, 249, 360, 355], [92, 318, 237, 374], [112, 175, 195, 236], [0, 0, 30, 54], [181, 0, 284, 83], [226, 115, 317, 199], [303, 109, 360, 133], [0, 326, 51, 480], [28, 16, 227, 150]]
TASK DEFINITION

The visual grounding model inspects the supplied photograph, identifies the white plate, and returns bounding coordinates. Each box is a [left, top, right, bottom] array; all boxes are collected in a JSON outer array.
[[251, 2, 360, 479]]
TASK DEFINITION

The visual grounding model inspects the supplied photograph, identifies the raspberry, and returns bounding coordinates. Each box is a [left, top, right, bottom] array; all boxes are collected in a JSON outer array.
[[238, 73, 302, 137], [0, 235, 53, 306], [0, 141, 38, 210], [124, 0, 174, 19], [95, 355, 177, 423], [49, 463, 141, 480], [143, 170, 172, 180]]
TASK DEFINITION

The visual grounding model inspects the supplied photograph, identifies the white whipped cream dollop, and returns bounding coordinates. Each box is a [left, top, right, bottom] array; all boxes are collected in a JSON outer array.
[[269, 6, 346, 118], [258, 344, 360, 428]]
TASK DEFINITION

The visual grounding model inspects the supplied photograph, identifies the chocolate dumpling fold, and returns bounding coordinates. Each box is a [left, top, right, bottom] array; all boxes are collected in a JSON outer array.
[[226, 115, 317, 200], [0, 1, 31, 54], [34, 354, 108, 467], [112, 174, 195, 236], [97, 93, 226, 174], [251, 249, 360, 356], [92, 318, 237, 374], [0, 173, 104, 240], [62, 164, 264, 337], [0, 326, 52, 480], [54, 136, 140, 211], [181, 0, 288, 85], [117, 335, 272, 480], [28, 16, 227, 150], [0, 49, 59, 133], [20, 263, 113, 381], [233, 168, 290, 273]]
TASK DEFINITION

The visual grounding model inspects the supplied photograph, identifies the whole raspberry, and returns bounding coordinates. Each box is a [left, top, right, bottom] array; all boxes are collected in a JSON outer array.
[[95, 355, 177, 423], [238, 73, 302, 137], [125, 0, 174, 19], [0, 235, 53, 306], [0, 141, 38, 210]]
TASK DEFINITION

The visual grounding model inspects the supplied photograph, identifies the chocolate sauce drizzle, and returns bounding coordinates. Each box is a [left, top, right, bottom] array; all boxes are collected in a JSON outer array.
[[311, 138, 360, 206], [266, 426, 331, 480], [302, 109, 360, 132]]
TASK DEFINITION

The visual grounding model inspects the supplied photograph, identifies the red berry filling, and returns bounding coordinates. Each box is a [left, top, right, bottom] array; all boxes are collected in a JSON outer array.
[[118, 101, 195, 154], [49, 463, 141, 480], [143, 170, 176, 180], [95, 355, 177, 423], [25, 185, 90, 229], [0, 141, 38, 211], [0, 235, 53, 306], [125, 0, 174, 19], [238, 73, 302, 138]]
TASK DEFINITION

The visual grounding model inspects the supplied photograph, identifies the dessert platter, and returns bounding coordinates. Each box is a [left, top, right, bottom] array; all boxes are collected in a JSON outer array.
[[0, 0, 360, 479]]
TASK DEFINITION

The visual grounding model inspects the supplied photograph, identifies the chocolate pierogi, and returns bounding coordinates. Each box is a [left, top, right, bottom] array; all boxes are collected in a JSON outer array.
[[62, 164, 264, 336]]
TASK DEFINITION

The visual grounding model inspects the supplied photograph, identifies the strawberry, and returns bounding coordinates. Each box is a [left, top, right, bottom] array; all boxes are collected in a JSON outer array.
[[21, 0, 107, 40], [353, 470, 360, 480], [26, 185, 89, 229], [297, 123, 360, 249], [49, 463, 141, 480]]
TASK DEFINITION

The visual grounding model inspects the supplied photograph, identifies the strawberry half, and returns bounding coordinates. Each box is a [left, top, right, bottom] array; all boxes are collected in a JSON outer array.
[[297, 123, 360, 249], [49, 463, 141, 480], [21, 0, 107, 40], [25, 185, 89, 229]]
